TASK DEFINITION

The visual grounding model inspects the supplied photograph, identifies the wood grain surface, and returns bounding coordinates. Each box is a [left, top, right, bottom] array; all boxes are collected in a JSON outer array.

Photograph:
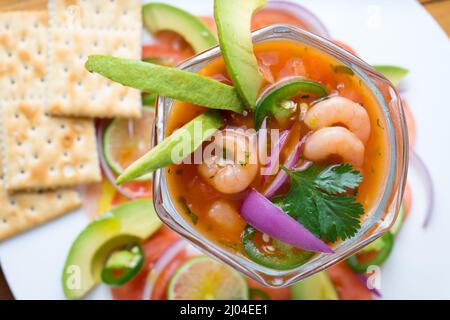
[[0, 0, 448, 300]]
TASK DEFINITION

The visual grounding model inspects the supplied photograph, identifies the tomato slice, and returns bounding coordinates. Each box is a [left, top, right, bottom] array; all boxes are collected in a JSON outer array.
[[326, 262, 373, 300], [142, 31, 195, 66], [149, 250, 191, 300], [111, 227, 179, 300], [252, 8, 309, 31]]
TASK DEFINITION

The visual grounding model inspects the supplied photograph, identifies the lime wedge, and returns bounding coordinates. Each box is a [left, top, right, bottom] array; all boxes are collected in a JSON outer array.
[[168, 256, 249, 300], [373, 65, 409, 86], [103, 107, 155, 180]]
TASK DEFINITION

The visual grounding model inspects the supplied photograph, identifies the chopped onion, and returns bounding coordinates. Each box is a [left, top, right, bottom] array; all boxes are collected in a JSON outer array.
[[127, 119, 134, 138], [96, 121, 142, 199], [142, 240, 186, 300], [263, 133, 309, 198], [355, 273, 382, 298], [261, 130, 290, 178], [240, 189, 333, 253], [265, 0, 330, 38], [410, 150, 435, 228]]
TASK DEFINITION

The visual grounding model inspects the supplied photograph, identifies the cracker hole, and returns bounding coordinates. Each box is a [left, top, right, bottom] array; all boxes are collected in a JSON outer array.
[[49, 166, 55, 173], [57, 193, 62, 200], [14, 113, 19, 119], [1, 218, 7, 224], [60, 124, 66, 130], [34, 154, 39, 160], [9, 200, 16, 206], [20, 169, 26, 175], [40, 77, 45, 83], [79, 164, 85, 170], [29, 206, 35, 212], [76, 136, 82, 143], [47, 138, 52, 145]]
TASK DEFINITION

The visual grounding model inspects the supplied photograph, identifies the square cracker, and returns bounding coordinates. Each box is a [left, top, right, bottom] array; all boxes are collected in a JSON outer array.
[[49, 0, 141, 30], [1, 98, 101, 191], [0, 149, 81, 242], [47, 28, 141, 118], [47, 0, 142, 118], [0, 10, 48, 100]]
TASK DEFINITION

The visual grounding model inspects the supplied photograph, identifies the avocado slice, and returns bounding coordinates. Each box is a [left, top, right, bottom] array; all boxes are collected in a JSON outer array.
[[62, 200, 162, 299], [373, 65, 409, 86], [214, 0, 267, 109], [290, 272, 339, 300], [143, 2, 217, 53], [116, 110, 223, 185], [86, 55, 244, 113]]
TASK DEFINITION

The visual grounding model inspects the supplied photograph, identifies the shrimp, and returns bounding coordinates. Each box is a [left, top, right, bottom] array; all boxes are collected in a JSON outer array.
[[304, 96, 371, 144], [207, 200, 246, 235], [198, 129, 259, 194], [303, 127, 365, 167]]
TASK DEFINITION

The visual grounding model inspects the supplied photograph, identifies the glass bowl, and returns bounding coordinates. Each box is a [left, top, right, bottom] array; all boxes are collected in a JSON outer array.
[[153, 25, 408, 287]]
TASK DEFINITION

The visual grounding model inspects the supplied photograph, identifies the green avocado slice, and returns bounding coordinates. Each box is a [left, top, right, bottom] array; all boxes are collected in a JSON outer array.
[[85, 55, 244, 113], [291, 272, 339, 300], [143, 2, 218, 53], [214, 0, 267, 109], [62, 199, 162, 299], [373, 65, 409, 86], [116, 110, 223, 185]]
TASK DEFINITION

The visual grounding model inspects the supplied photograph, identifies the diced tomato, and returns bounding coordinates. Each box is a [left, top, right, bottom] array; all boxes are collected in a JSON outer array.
[[326, 262, 373, 300], [247, 278, 292, 300], [111, 227, 179, 300]]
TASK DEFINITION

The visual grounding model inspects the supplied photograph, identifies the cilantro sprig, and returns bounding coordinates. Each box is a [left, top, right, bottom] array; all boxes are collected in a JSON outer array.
[[273, 164, 364, 242]]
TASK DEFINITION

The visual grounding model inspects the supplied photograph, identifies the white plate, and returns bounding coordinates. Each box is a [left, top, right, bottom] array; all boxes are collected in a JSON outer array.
[[1, 0, 449, 300]]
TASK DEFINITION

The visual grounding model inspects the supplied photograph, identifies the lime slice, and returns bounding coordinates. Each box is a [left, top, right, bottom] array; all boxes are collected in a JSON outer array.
[[103, 107, 155, 180], [168, 256, 249, 300]]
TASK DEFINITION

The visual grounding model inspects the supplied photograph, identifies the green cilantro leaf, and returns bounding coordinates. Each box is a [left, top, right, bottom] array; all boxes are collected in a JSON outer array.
[[273, 164, 364, 242]]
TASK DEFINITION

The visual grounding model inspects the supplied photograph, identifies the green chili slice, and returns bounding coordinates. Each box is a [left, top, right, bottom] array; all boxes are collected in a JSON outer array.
[[242, 226, 313, 270], [101, 244, 145, 286], [347, 232, 394, 273]]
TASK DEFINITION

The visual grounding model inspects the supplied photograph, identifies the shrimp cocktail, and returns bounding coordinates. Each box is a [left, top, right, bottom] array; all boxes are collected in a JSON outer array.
[[86, 0, 407, 286]]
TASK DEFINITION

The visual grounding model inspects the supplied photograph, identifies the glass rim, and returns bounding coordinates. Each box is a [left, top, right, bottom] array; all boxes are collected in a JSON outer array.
[[153, 24, 408, 286]]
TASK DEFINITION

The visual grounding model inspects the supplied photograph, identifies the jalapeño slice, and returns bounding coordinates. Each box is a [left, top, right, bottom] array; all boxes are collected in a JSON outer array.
[[101, 244, 145, 286], [346, 232, 394, 273], [254, 78, 328, 130], [242, 225, 314, 270]]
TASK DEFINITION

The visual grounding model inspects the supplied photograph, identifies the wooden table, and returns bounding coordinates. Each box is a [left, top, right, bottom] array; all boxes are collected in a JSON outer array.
[[0, 0, 449, 301]]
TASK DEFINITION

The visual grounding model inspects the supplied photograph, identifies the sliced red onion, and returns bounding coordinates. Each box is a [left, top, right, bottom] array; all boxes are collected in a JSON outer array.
[[142, 240, 186, 300], [265, 0, 330, 38], [258, 118, 269, 166], [96, 121, 140, 199], [410, 150, 435, 228], [240, 189, 333, 253], [263, 133, 309, 198], [262, 130, 290, 178], [355, 273, 382, 298]]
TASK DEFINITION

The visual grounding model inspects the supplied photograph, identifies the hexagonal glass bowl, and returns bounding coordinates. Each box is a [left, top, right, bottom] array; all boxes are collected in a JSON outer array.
[[152, 25, 408, 287]]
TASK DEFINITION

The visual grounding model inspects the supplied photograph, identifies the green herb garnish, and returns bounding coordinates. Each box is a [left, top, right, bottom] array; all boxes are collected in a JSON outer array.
[[273, 164, 364, 242], [178, 197, 198, 225], [333, 65, 354, 75]]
